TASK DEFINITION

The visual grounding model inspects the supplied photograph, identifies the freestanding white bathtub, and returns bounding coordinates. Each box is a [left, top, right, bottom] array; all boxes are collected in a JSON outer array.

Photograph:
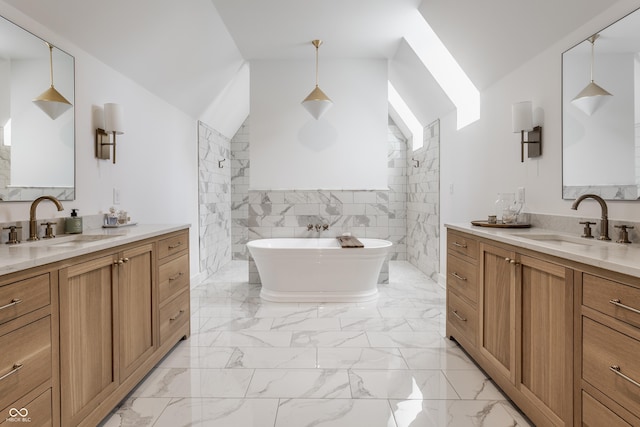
[[246, 238, 392, 302]]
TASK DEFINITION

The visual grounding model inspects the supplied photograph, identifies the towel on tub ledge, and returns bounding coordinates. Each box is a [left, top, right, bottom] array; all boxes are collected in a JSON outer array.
[[336, 235, 364, 248]]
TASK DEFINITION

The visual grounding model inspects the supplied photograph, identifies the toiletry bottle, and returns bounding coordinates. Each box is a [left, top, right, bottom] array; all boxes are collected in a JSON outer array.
[[65, 209, 83, 234]]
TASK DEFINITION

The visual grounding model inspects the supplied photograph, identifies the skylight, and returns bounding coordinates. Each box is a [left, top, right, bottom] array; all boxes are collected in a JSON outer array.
[[404, 10, 480, 129], [388, 82, 423, 151]]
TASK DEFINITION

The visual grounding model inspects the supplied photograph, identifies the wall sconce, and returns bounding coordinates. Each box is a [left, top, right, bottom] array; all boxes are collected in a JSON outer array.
[[512, 101, 542, 163], [95, 103, 125, 164]]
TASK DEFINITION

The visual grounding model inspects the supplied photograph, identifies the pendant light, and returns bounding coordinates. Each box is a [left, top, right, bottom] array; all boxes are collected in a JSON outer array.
[[571, 34, 612, 116], [33, 42, 73, 120], [301, 39, 333, 120]]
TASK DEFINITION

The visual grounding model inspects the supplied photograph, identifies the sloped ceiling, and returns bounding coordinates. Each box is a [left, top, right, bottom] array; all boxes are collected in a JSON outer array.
[[0, 0, 627, 124]]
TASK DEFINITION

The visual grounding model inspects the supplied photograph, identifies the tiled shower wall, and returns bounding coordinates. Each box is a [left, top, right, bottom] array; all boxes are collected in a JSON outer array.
[[407, 120, 440, 283], [198, 121, 231, 277]]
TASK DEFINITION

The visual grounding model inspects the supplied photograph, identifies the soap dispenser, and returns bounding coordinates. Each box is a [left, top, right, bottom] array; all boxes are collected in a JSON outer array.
[[65, 209, 83, 234]]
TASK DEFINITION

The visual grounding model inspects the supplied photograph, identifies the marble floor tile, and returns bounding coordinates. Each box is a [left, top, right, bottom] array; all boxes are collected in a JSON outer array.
[[157, 346, 234, 369], [209, 330, 293, 347], [101, 261, 532, 427], [154, 398, 278, 427], [317, 347, 408, 369], [399, 347, 479, 370], [443, 369, 507, 400], [246, 369, 351, 398], [389, 399, 533, 427], [291, 330, 371, 347], [271, 317, 341, 331], [100, 397, 170, 427], [226, 347, 317, 368], [275, 399, 398, 427], [131, 368, 254, 398], [340, 317, 413, 332], [349, 370, 460, 400]]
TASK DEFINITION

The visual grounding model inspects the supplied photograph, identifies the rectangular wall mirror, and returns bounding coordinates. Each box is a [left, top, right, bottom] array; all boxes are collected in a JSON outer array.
[[562, 7, 640, 201], [0, 14, 75, 202]]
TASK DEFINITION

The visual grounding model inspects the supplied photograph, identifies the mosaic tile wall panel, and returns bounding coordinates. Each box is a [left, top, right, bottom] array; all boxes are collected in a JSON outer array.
[[198, 121, 231, 277]]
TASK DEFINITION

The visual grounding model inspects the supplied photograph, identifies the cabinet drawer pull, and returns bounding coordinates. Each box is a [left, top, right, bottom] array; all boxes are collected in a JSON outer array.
[[168, 242, 182, 249], [453, 242, 467, 248], [610, 365, 640, 388], [169, 272, 184, 281], [170, 309, 185, 322], [451, 272, 467, 281], [609, 299, 640, 316], [0, 298, 22, 311], [0, 363, 23, 382], [451, 310, 467, 322]]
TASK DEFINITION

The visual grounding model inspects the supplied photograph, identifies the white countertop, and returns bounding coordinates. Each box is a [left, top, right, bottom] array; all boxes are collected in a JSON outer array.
[[446, 223, 640, 279], [0, 224, 190, 277]]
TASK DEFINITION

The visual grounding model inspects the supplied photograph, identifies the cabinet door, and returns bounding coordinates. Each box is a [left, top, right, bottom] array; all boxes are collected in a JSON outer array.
[[59, 255, 118, 426], [118, 243, 155, 381], [480, 243, 516, 383], [518, 255, 572, 426]]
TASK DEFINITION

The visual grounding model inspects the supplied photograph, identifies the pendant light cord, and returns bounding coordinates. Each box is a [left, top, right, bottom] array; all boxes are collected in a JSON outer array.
[[47, 42, 55, 87]]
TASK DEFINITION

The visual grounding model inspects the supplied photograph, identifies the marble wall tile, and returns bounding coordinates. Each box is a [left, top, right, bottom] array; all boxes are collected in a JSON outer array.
[[198, 121, 231, 278], [406, 119, 440, 282]]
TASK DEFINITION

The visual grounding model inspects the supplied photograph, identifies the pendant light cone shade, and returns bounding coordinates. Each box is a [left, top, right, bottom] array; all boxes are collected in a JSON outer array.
[[301, 39, 333, 119], [33, 43, 72, 120], [571, 34, 612, 116]]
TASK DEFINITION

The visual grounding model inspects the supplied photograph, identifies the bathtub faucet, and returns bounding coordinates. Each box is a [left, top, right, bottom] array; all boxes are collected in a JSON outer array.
[[315, 224, 329, 232]]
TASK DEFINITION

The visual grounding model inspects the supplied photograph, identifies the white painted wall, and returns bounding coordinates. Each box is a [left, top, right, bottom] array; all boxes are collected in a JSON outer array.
[[0, 3, 200, 278], [250, 59, 388, 190], [440, 0, 640, 275]]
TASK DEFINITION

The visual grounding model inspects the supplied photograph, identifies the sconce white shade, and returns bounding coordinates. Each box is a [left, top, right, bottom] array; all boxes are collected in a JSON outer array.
[[571, 81, 612, 116], [512, 101, 533, 132], [301, 86, 333, 120], [104, 103, 124, 134]]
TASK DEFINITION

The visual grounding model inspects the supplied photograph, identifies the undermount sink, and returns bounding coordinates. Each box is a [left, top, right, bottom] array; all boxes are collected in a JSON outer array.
[[18, 233, 124, 248], [514, 233, 607, 249]]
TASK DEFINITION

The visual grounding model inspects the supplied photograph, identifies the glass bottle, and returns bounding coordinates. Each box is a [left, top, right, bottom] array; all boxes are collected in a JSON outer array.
[[495, 193, 515, 223]]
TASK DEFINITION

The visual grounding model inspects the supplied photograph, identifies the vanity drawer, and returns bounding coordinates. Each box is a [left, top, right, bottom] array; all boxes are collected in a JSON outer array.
[[582, 391, 630, 427], [159, 289, 189, 345], [447, 255, 477, 305], [0, 388, 52, 427], [583, 317, 640, 416], [0, 274, 50, 325], [159, 254, 189, 304], [158, 232, 189, 260], [0, 316, 52, 412], [447, 290, 477, 346], [583, 274, 640, 329], [447, 230, 478, 261]]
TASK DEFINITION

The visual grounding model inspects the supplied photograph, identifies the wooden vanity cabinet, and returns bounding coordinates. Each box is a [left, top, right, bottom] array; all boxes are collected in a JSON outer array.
[[576, 271, 640, 426], [0, 268, 57, 427], [447, 229, 574, 427], [56, 229, 189, 427]]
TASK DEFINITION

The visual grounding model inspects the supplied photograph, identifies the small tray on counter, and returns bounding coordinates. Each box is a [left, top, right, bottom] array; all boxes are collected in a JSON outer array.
[[102, 222, 138, 229], [471, 220, 531, 228]]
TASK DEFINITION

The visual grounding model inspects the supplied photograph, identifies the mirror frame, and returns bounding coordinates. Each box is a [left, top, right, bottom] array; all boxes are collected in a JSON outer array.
[[0, 14, 75, 202], [561, 7, 640, 201]]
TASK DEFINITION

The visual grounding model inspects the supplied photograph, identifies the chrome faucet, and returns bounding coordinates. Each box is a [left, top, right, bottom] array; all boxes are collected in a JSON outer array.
[[571, 194, 610, 241], [29, 196, 64, 241]]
